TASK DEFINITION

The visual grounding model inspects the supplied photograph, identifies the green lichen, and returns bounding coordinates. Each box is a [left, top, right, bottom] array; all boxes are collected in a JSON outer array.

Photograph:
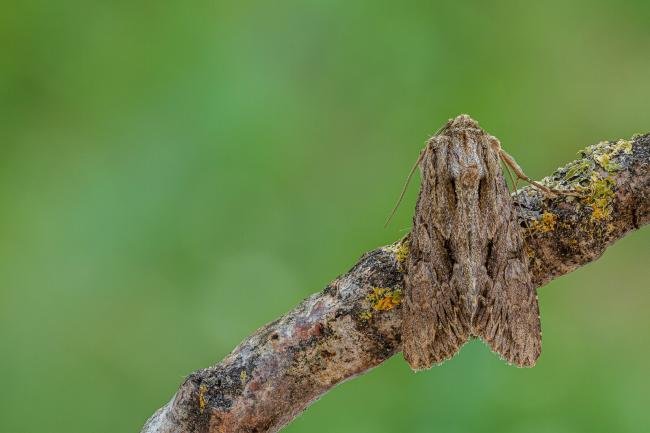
[[583, 174, 615, 222], [545, 137, 634, 197], [594, 153, 621, 172], [580, 139, 632, 173], [534, 138, 632, 229], [563, 159, 593, 182], [615, 138, 633, 153], [358, 311, 373, 321], [394, 241, 409, 264]]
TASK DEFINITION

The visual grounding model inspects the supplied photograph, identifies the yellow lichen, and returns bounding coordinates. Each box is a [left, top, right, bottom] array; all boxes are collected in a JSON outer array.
[[367, 287, 403, 311], [594, 153, 616, 171], [528, 211, 557, 233], [198, 384, 208, 413], [240, 370, 247, 384], [614, 138, 633, 154], [386, 240, 409, 270], [581, 173, 616, 222], [358, 311, 373, 321], [394, 241, 409, 264], [576, 138, 630, 221]]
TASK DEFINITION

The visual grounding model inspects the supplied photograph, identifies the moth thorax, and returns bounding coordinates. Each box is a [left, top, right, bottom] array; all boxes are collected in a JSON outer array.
[[460, 164, 480, 187], [449, 114, 480, 129]]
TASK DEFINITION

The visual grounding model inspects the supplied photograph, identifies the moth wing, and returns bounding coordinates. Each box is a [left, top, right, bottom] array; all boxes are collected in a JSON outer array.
[[474, 241, 541, 367], [403, 258, 471, 371], [401, 260, 438, 371], [402, 139, 472, 371]]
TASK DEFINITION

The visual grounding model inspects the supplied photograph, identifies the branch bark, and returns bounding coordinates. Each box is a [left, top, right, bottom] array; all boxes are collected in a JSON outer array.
[[142, 134, 649, 433]]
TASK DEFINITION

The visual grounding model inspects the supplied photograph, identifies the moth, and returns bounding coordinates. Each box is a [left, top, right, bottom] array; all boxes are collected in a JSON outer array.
[[390, 114, 556, 370]]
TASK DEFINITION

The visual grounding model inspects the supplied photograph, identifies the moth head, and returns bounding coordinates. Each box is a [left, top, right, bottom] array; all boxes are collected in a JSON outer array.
[[443, 114, 480, 132]]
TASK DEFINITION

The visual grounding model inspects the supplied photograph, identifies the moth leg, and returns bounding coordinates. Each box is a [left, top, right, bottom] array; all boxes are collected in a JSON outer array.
[[502, 159, 519, 192], [498, 149, 580, 197], [501, 161, 533, 231]]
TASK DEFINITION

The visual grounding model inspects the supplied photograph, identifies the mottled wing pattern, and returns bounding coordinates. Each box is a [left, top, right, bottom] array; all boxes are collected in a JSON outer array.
[[473, 155, 541, 367], [402, 138, 472, 370], [472, 137, 542, 367], [402, 115, 541, 370]]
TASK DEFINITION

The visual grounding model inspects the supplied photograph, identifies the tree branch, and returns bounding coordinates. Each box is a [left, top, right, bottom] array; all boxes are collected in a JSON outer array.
[[142, 134, 649, 433]]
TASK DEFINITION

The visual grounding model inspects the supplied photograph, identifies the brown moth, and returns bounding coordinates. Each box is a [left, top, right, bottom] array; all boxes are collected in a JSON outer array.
[[399, 114, 542, 370]]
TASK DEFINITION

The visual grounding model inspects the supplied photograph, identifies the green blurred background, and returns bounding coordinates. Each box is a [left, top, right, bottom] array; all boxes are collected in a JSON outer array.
[[1, 1, 649, 432]]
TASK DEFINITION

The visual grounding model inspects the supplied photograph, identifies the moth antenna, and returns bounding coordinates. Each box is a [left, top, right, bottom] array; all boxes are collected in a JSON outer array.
[[384, 150, 425, 228]]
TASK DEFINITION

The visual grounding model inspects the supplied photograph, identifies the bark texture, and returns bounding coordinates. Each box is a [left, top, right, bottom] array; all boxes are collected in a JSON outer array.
[[142, 134, 649, 433]]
